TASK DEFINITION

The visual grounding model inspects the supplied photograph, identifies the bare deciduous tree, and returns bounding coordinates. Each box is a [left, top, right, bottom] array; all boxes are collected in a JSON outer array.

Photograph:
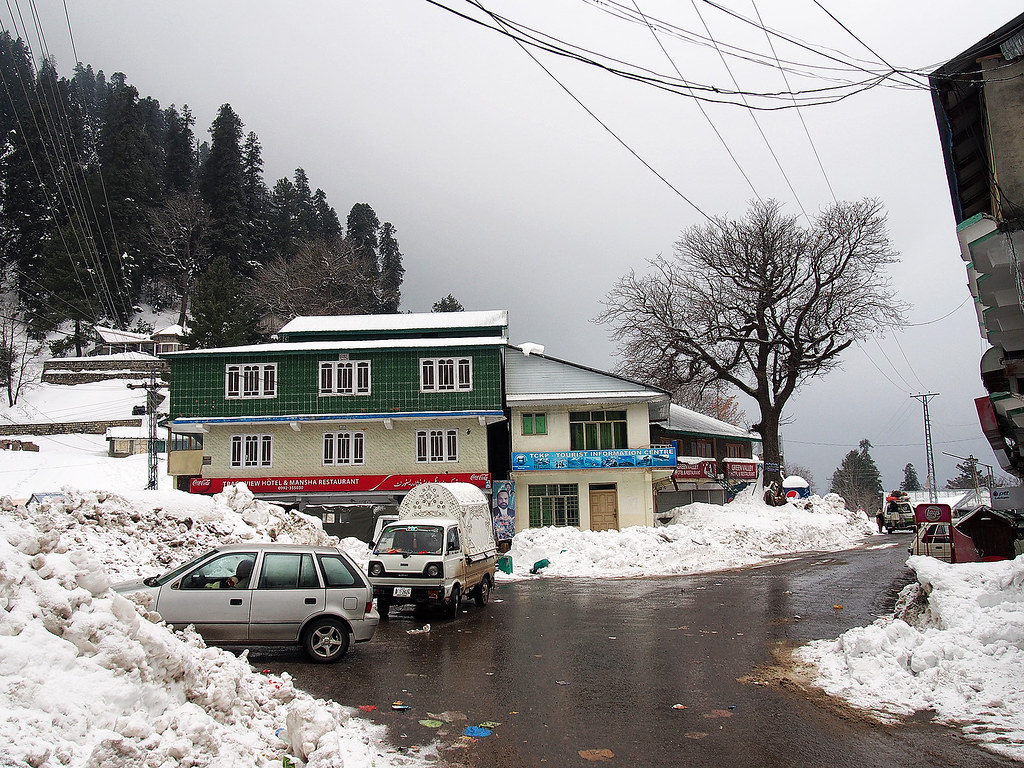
[[248, 238, 379, 329], [147, 193, 210, 327], [599, 199, 905, 499], [0, 267, 42, 406]]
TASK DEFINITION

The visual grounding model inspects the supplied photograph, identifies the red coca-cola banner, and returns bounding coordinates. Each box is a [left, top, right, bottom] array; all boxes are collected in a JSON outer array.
[[673, 460, 717, 480], [723, 460, 759, 480], [189, 472, 491, 495]]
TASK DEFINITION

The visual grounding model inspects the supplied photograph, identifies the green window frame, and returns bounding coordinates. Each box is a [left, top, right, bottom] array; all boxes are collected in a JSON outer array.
[[527, 484, 580, 528], [522, 412, 547, 435], [568, 410, 627, 450]]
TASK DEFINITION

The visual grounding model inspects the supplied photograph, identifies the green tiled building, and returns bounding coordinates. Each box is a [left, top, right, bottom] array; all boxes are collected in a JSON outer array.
[[165, 311, 509, 506]]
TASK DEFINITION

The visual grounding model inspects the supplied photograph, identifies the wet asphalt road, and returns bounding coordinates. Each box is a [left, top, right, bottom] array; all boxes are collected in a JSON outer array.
[[251, 534, 1018, 768]]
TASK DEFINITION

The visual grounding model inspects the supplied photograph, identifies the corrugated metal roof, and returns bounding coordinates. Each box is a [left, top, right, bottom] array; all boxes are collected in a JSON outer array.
[[94, 326, 151, 344], [504, 346, 669, 408], [663, 403, 757, 441]]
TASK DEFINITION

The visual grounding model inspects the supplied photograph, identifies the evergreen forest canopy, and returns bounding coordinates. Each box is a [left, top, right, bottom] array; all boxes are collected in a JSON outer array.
[[0, 33, 405, 355]]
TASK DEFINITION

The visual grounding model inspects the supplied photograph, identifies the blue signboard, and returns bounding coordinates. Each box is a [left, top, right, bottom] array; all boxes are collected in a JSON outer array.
[[511, 446, 677, 471]]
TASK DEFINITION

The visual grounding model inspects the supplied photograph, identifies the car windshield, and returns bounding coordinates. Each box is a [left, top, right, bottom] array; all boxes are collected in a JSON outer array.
[[149, 549, 218, 586], [375, 525, 444, 555]]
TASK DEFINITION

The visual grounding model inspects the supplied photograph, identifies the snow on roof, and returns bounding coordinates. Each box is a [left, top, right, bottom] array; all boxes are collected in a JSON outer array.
[[663, 403, 757, 441], [163, 336, 507, 356], [153, 324, 184, 337], [279, 310, 508, 335], [504, 346, 667, 399], [45, 352, 159, 362], [105, 427, 151, 440], [94, 326, 152, 344]]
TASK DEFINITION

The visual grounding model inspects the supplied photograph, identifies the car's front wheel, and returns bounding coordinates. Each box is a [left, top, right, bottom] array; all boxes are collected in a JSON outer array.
[[303, 618, 350, 663], [445, 585, 462, 619]]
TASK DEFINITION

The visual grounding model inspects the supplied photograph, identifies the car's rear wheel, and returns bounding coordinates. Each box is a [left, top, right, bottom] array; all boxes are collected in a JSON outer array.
[[303, 618, 350, 663], [474, 576, 491, 606], [445, 585, 462, 619]]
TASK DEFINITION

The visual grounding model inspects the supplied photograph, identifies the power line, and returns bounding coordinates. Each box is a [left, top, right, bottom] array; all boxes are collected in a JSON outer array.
[[750, 0, 835, 203], [463, 0, 715, 222], [629, 0, 760, 200], [689, 0, 808, 220], [425, 0, 911, 110]]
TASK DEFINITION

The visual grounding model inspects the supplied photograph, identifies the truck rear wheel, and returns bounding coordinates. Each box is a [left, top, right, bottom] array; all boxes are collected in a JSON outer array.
[[445, 585, 462, 619], [474, 576, 491, 606]]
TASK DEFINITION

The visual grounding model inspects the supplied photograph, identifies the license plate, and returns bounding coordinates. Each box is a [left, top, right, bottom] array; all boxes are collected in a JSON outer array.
[[394, 587, 411, 598]]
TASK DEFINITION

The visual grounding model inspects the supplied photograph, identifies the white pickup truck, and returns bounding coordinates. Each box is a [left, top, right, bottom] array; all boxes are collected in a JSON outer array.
[[367, 482, 497, 619]]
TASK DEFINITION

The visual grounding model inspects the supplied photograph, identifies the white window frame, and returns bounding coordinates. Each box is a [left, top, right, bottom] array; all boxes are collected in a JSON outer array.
[[225, 363, 277, 399], [319, 360, 371, 396], [322, 431, 366, 466], [230, 434, 273, 468], [419, 357, 472, 392], [416, 428, 459, 463]]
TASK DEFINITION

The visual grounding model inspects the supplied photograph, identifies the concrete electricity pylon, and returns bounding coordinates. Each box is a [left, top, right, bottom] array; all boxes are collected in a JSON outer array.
[[912, 392, 939, 503]]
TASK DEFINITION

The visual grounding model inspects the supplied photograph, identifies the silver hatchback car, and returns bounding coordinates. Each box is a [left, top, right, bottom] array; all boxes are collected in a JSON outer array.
[[114, 543, 378, 662]]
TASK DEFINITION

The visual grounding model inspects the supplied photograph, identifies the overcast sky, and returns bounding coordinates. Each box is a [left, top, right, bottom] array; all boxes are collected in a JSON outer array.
[[17, 1, 1024, 495]]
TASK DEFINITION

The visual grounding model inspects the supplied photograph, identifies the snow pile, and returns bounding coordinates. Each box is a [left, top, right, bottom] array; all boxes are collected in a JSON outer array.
[[505, 493, 874, 578], [3, 484, 339, 583], [0, 506, 428, 768], [797, 555, 1024, 759]]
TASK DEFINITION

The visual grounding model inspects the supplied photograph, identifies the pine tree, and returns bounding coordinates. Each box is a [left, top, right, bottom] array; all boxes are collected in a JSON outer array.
[[432, 294, 464, 312], [0, 41, 54, 309], [378, 222, 404, 313], [185, 254, 262, 348], [200, 104, 249, 274], [346, 203, 380, 276], [97, 76, 158, 313], [163, 105, 197, 193], [829, 438, 883, 512], [241, 131, 270, 262], [311, 189, 341, 241], [292, 168, 316, 237], [946, 459, 982, 490], [268, 178, 302, 259], [900, 463, 922, 492]]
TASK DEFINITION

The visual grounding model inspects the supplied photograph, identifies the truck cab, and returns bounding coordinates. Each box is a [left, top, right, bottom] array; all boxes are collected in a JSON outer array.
[[367, 483, 497, 619]]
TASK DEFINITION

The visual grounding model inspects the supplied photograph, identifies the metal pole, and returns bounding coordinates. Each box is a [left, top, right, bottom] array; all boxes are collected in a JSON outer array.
[[148, 372, 158, 490], [912, 393, 939, 503]]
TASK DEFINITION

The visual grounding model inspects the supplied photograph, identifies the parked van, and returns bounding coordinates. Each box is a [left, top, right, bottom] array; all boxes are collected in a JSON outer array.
[[367, 483, 497, 618], [883, 490, 915, 532]]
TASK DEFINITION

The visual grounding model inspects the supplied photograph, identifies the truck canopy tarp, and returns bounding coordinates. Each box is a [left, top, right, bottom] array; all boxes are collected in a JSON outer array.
[[397, 482, 497, 556]]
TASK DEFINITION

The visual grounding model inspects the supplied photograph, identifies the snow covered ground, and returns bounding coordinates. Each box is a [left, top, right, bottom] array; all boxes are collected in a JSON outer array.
[[797, 556, 1024, 761], [1, 393, 1021, 764]]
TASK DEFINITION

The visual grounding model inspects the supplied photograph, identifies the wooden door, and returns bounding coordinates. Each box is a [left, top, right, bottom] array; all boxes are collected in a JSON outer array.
[[589, 489, 619, 531]]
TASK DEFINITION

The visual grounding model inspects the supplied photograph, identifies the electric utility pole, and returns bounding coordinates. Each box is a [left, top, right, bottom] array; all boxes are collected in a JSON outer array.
[[127, 373, 166, 490], [912, 392, 939, 503]]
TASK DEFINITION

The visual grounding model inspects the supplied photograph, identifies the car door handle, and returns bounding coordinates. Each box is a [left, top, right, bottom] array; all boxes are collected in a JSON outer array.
[[305, 597, 317, 605], [230, 598, 243, 606]]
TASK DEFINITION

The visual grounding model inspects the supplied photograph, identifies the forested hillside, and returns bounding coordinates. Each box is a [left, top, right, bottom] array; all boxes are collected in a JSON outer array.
[[0, 31, 404, 361]]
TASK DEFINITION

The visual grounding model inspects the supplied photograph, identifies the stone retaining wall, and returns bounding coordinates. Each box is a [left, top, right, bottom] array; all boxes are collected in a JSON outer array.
[[0, 418, 143, 436], [41, 358, 168, 385]]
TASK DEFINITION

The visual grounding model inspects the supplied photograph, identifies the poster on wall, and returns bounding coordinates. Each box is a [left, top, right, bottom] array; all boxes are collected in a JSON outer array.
[[491, 480, 515, 542]]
